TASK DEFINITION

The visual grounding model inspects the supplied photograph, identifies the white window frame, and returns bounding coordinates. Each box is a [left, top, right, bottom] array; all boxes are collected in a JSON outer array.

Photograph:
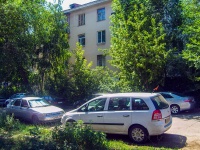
[[97, 8, 105, 21], [78, 34, 85, 46], [97, 55, 106, 66], [78, 13, 85, 26], [97, 30, 106, 44]]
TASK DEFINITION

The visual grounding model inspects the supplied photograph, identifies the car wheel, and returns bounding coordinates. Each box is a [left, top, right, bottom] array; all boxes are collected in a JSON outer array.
[[66, 120, 76, 127], [170, 104, 180, 114], [32, 115, 40, 124], [128, 125, 148, 144]]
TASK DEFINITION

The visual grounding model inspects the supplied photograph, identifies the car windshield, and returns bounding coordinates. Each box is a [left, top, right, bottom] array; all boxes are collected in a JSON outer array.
[[29, 99, 50, 108], [151, 95, 169, 109]]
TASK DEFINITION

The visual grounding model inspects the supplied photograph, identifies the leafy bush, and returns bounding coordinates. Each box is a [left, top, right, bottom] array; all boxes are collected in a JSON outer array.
[[0, 112, 21, 131], [52, 121, 109, 150]]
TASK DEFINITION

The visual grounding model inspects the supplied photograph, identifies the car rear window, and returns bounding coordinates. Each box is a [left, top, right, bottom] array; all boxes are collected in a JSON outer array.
[[151, 95, 169, 109]]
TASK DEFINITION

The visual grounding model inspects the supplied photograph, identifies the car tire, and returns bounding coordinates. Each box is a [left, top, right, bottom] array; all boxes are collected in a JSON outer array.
[[32, 115, 40, 124], [128, 125, 148, 144], [66, 120, 76, 126], [170, 104, 180, 114]]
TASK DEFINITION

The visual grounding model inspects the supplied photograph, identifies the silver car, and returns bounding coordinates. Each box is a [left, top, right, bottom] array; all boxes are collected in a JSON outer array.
[[159, 92, 196, 114], [61, 93, 172, 144], [6, 97, 65, 124]]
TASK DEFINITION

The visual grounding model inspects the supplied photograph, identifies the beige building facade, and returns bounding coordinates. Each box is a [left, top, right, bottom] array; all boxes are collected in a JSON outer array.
[[64, 0, 113, 68]]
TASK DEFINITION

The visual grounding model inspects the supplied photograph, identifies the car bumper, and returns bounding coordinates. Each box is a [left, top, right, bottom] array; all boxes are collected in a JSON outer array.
[[38, 114, 63, 122], [148, 116, 172, 136], [180, 102, 196, 111]]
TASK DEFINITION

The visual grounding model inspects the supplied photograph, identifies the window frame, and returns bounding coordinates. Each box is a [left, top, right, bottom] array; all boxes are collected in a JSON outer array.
[[97, 30, 106, 44], [97, 55, 106, 66], [78, 34, 85, 46], [78, 13, 85, 26], [97, 8, 105, 21]]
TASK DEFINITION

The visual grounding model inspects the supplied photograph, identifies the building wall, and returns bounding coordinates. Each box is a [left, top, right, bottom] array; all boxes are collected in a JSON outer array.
[[66, 0, 113, 69]]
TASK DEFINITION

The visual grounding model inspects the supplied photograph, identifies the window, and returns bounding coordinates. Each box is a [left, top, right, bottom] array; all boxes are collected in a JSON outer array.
[[13, 99, 21, 106], [78, 13, 85, 26], [97, 8, 105, 21], [97, 30, 105, 43], [97, 55, 106, 66], [78, 34, 85, 46], [160, 93, 173, 98], [151, 95, 169, 110], [108, 97, 130, 111], [21, 100, 28, 107], [132, 98, 149, 110], [78, 98, 106, 112]]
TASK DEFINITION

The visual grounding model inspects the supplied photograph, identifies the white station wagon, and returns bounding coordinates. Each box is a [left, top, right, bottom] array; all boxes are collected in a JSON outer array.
[[61, 93, 172, 143]]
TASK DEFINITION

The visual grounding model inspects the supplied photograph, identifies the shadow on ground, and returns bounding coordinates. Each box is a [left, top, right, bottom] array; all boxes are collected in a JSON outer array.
[[171, 108, 200, 121], [107, 133, 186, 149]]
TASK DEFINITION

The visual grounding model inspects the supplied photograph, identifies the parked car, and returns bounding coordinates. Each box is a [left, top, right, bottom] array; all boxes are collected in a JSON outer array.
[[158, 92, 196, 114], [41, 96, 67, 108], [0, 96, 7, 107], [5, 93, 27, 106], [61, 93, 172, 144], [6, 97, 65, 124]]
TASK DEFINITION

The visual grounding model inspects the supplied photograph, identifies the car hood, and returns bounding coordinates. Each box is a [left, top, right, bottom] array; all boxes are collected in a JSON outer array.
[[31, 106, 64, 113]]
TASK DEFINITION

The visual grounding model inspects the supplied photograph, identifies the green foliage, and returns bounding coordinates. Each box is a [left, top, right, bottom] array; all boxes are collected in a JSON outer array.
[[181, 0, 200, 81], [68, 43, 99, 101], [0, 113, 20, 131], [110, 0, 168, 91], [52, 121, 108, 150], [0, 0, 70, 94]]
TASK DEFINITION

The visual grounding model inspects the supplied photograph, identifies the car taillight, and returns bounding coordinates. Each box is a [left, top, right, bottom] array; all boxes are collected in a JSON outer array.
[[184, 99, 192, 102], [152, 110, 162, 120]]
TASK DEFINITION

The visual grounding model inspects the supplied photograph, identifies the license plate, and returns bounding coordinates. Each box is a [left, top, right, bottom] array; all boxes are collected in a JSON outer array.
[[165, 116, 170, 124]]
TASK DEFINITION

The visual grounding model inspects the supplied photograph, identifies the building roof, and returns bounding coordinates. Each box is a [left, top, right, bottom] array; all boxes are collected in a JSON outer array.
[[63, 0, 111, 14]]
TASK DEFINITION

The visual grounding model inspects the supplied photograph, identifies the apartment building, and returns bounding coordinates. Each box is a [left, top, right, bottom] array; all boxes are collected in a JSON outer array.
[[64, 0, 113, 69]]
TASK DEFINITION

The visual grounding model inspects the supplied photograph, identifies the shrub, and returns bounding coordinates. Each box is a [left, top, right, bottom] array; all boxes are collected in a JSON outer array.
[[52, 121, 109, 150], [0, 112, 21, 131]]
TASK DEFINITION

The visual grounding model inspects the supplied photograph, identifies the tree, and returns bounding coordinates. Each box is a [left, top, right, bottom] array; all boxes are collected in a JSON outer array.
[[68, 43, 97, 101], [0, 0, 70, 94], [181, 0, 200, 82], [110, 0, 168, 91]]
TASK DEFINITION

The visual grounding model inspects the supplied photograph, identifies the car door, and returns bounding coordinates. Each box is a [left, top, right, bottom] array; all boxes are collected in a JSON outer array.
[[18, 99, 32, 121], [104, 97, 132, 134], [78, 98, 107, 131], [9, 99, 22, 117]]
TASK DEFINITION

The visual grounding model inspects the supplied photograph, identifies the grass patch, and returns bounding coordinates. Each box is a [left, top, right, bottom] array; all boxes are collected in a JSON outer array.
[[0, 113, 174, 150]]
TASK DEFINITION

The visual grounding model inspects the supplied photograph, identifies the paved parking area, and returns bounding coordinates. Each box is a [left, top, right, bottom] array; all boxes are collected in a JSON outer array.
[[106, 109, 200, 149], [140, 109, 200, 149]]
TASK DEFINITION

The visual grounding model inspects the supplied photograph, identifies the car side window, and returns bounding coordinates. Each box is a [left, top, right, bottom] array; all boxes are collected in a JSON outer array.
[[161, 93, 173, 98], [88, 98, 106, 111], [108, 97, 130, 111], [13, 99, 21, 106], [132, 98, 149, 110], [78, 98, 106, 112], [21, 100, 28, 107]]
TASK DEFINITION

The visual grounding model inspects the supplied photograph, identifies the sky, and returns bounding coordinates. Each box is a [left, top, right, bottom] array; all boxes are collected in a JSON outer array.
[[47, 0, 95, 10]]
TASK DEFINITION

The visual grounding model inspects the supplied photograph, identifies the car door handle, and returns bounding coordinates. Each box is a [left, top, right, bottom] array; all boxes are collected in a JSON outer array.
[[97, 115, 103, 117], [123, 115, 130, 117]]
